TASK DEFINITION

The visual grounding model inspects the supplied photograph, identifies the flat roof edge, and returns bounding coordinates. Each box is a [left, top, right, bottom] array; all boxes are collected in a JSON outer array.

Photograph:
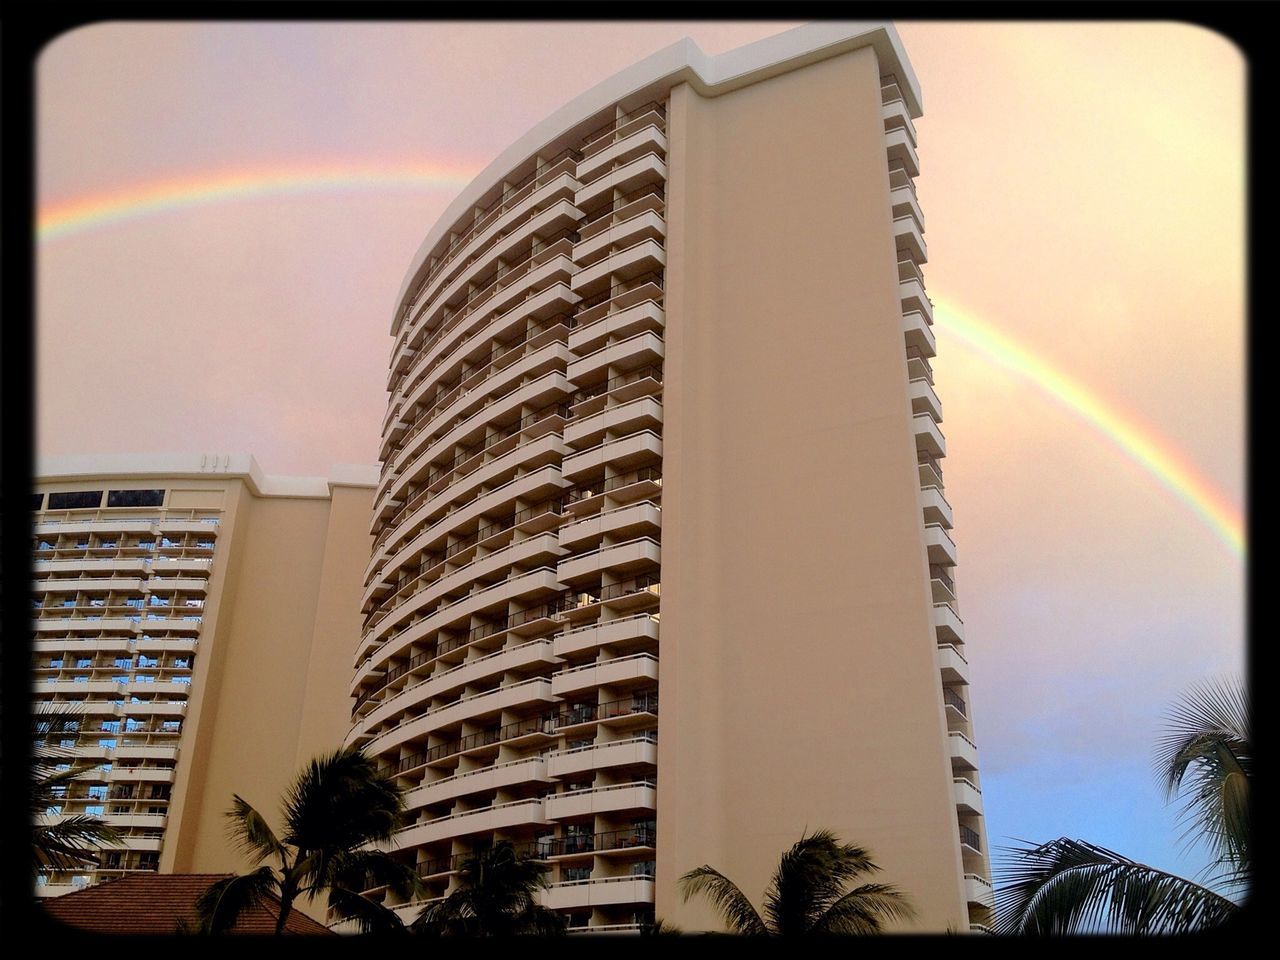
[[36, 453, 379, 499]]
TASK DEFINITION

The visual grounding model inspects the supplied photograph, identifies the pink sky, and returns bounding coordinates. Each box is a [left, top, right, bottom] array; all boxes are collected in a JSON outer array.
[[37, 20, 1245, 887]]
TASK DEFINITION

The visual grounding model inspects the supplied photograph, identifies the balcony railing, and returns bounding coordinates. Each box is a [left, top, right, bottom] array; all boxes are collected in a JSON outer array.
[[575, 270, 664, 315], [944, 687, 967, 717], [555, 692, 658, 727], [403, 146, 583, 315], [571, 364, 663, 407], [392, 714, 556, 775], [959, 824, 981, 851], [580, 182, 666, 229], [578, 100, 667, 156], [930, 563, 955, 593], [537, 825, 656, 858]]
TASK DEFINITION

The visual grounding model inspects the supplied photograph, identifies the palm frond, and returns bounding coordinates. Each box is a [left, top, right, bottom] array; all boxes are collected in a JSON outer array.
[[762, 829, 879, 933], [1153, 676, 1250, 873], [34, 814, 124, 871], [678, 865, 768, 935], [282, 748, 403, 856], [994, 837, 1239, 935], [810, 882, 916, 934], [226, 795, 286, 867], [326, 885, 409, 935], [194, 867, 279, 934], [326, 848, 422, 901]]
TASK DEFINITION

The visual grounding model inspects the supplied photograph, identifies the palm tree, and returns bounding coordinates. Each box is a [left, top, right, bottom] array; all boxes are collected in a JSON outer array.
[[412, 841, 566, 936], [32, 707, 123, 877], [993, 676, 1250, 934], [195, 746, 421, 935], [678, 829, 915, 935]]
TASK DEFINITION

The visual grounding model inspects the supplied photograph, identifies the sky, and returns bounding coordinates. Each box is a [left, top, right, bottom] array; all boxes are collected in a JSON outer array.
[[36, 20, 1246, 895]]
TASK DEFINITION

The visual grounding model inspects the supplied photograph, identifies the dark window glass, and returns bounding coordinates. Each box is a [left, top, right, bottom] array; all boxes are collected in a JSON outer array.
[[47, 491, 103, 510], [31, 494, 43, 510], [107, 489, 165, 507]]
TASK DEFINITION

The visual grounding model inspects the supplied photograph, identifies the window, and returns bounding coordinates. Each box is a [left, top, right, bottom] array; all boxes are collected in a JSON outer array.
[[112, 674, 130, 683], [77, 658, 92, 667], [107, 489, 164, 508], [138, 540, 155, 550], [124, 598, 144, 609], [50, 659, 63, 668], [563, 866, 592, 883], [45, 806, 62, 817], [100, 540, 117, 549], [630, 860, 656, 877], [174, 658, 191, 669], [161, 720, 181, 732], [62, 599, 75, 608], [31, 493, 43, 510], [174, 676, 192, 685], [160, 538, 179, 548], [149, 596, 169, 606], [74, 676, 89, 683], [100, 721, 120, 732], [138, 655, 159, 668], [87, 786, 108, 800], [136, 675, 155, 683], [60, 739, 77, 749], [184, 599, 204, 608], [85, 805, 104, 817], [48, 491, 103, 510], [125, 719, 144, 732], [89, 598, 106, 607], [114, 658, 132, 668], [31, 598, 42, 609], [38, 540, 53, 551], [196, 540, 214, 549], [98, 738, 116, 749]]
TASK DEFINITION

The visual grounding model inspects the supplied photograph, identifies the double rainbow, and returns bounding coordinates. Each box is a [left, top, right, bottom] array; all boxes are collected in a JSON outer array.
[[34, 168, 1246, 560]]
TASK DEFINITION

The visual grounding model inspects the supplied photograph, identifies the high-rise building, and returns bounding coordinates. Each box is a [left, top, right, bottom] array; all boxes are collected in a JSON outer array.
[[352, 21, 993, 933], [31, 454, 375, 910]]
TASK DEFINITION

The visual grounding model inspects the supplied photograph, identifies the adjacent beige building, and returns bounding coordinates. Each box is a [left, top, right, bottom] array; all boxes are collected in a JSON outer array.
[[354, 21, 993, 933], [32, 453, 376, 909]]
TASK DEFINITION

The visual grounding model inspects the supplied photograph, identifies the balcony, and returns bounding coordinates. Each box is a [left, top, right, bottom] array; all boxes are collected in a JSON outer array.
[[558, 576, 661, 622], [576, 121, 667, 184], [913, 413, 946, 458], [551, 653, 659, 697], [882, 97, 918, 147], [953, 776, 983, 815], [561, 431, 663, 481], [556, 537, 661, 585], [909, 377, 943, 422], [545, 780, 657, 820], [893, 215, 927, 264], [944, 687, 968, 723], [568, 299, 664, 356], [899, 277, 933, 324], [566, 331, 665, 387], [885, 127, 920, 177], [547, 735, 658, 779], [574, 209, 666, 268], [542, 875, 655, 911], [917, 450, 944, 490], [903, 310, 935, 357], [406, 756, 551, 808], [888, 180, 924, 230], [931, 604, 962, 642], [937, 644, 970, 686], [965, 873, 995, 909], [920, 485, 953, 528], [558, 500, 661, 552], [959, 823, 982, 855], [924, 523, 958, 566], [947, 730, 980, 771], [572, 239, 666, 297], [569, 364, 663, 419], [574, 152, 667, 210], [553, 612, 660, 658], [395, 798, 548, 847]]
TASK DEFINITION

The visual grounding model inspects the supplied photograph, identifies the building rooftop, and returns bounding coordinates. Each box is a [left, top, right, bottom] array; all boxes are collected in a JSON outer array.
[[37, 873, 335, 935]]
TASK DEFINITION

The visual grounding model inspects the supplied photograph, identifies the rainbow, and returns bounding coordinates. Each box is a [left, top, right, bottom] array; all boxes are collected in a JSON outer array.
[[36, 172, 1245, 559], [37, 161, 479, 241], [932, 295, 1245, 559]]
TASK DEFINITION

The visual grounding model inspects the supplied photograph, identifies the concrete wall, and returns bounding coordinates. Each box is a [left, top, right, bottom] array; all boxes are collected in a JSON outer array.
[[655, 46, 969, 932]]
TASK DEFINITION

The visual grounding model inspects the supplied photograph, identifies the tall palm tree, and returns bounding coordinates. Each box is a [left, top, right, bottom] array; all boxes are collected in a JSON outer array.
[[994, 676, 1250, 935], [679, 829, 915, 935], [195, 747, 421, 935], [412, 841, 566, 936], [32, 707, 122, 877]]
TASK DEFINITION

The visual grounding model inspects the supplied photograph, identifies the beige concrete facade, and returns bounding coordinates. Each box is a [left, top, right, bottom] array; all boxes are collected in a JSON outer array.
[[359, 21, 993, 934], [32, 454, 376, 916]]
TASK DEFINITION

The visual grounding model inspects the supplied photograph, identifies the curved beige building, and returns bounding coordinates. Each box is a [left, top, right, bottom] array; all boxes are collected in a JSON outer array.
[[352, 21, 993, 933]]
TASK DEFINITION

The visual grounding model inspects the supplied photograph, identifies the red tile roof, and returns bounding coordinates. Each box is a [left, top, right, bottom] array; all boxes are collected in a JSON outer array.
[[38, 873, 335, 935]]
